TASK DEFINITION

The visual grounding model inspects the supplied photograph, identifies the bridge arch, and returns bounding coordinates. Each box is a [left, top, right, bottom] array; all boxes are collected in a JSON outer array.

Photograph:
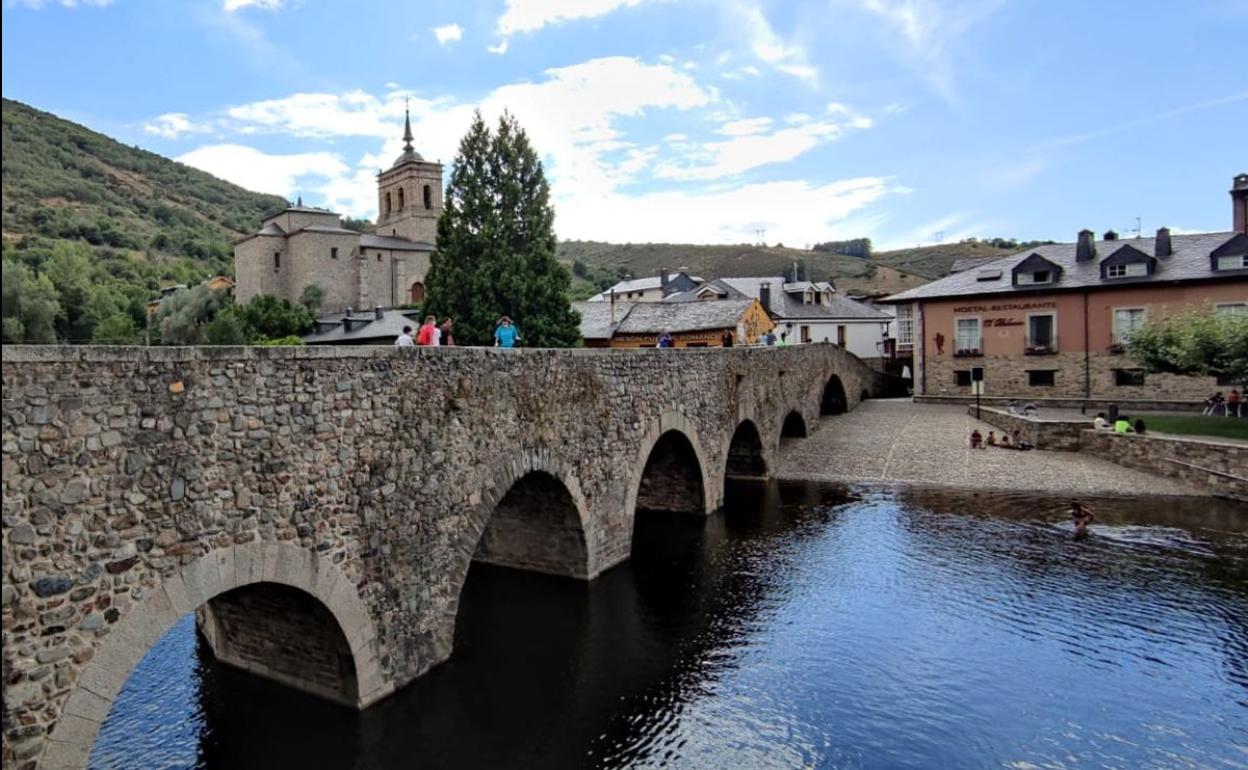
[[781, 410, 808, 439], [627, 412, 712, 520], [725, 418, 767, 479], [44, 542, 386, 770], [820, 374, 848, 416]]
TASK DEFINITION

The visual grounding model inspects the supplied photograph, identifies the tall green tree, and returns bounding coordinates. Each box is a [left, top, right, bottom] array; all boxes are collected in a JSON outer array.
[[1127, 310, 1248, 386], [424, 111, 580, 347], [1, 257, 63, 343]]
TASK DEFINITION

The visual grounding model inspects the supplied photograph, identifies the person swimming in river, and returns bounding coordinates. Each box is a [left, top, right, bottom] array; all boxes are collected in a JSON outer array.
[[1070, 501, 1095, 540]]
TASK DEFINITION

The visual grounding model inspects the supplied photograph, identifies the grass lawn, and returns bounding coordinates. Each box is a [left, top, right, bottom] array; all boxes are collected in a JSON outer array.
[[1140, 414, 1248, 441]]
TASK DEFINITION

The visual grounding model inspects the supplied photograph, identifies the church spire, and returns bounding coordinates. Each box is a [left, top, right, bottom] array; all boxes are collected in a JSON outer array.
[[402, 98, 414, 153]]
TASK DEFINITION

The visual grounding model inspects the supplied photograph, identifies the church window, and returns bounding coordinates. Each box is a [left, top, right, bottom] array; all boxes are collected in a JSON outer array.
[[331, 247, 338, 259], [423, 184, 432, 210], [273, 252, 281, 269], [385, 192, 391, 215], [377, 253, 383, 262], [398, 188, 405, 210]]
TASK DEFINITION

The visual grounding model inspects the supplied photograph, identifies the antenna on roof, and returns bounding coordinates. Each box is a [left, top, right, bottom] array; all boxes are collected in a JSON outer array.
[[296, 195, 303, 207], [1134, 216, 1142, 238]]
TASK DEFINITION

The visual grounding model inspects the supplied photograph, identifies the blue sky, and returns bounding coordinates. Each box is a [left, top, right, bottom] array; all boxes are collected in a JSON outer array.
[[3, 0, 1246, 249]]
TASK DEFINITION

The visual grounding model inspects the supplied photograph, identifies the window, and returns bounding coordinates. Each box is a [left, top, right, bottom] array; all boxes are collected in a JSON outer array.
[[837, 325, 847, 347], [1027, 313, 1055, 352], [1114, 369, 1146, 386], [385, 192, 391, 215], [273, 252, 280, 270], [423, 184, 432, 210], [1028, 370, 1056, 387], [955, 317, 982, 354], [1016, 270, 1052, 285], [804, 291, 814, 304], [896, 305, 914, 348], [377, 252, 383, 262], [331, 247, 338, 259], [955, 370, 972, 386], [1112, 308, 1147, 344], [1215, 302, 1247, 316], [398, 187, 405, 210], [801, 325, 811, 343], [1106, 262, 1148, 278], [1217, 254, 1248, 270]]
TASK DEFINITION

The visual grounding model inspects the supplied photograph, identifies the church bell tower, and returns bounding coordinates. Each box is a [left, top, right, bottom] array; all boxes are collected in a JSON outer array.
[[376, 102, 443, 244]]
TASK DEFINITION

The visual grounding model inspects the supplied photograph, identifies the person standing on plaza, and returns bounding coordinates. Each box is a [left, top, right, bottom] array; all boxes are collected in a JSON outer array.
[[395, 325, 414, 348], [439, 317, 456, 347], [1228, 389, 1241, 418], [777, 332, 790, 348], [721, 330, 734, 348], [494, 316, 520, 348], [417, 315, 439, 346]]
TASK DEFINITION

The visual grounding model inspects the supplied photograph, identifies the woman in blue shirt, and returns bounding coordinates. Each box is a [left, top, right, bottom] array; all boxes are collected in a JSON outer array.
[[494, 316, 520, 348]]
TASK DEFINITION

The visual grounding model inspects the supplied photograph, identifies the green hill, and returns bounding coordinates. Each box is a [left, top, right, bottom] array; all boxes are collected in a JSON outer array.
[[2, 98, 288, 342], [557, 240, 933, 299], [871, 241, 1019, 278]]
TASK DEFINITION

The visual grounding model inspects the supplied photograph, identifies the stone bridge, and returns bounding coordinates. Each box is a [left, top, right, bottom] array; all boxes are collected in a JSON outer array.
[[0, 343, 877, 769]]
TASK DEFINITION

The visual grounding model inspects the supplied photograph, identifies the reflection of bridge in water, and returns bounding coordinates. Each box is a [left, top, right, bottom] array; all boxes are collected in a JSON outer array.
[[1, 343, 877, 769]]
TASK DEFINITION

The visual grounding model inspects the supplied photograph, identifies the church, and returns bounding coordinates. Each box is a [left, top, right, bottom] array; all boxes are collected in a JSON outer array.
[[234, 107, 443, 313]]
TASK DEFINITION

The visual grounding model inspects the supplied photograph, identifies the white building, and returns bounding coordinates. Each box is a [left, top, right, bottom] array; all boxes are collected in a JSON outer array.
[[664, 276, 894, 360], [586, 271, 702, 302]]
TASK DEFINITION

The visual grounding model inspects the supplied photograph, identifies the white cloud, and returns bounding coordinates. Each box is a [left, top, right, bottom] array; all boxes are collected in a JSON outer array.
[[654, 121, 846, 181], [143, 113, 209, 139], [432, 23, 463, 45], [496, 0, 660, 36], [488, 39, 509, 55], [559, 177, 897, 245], [176, 144, 348, 197], [10, 0, 112, 8], [223, 0, 281, 10], [732, 3, 816, 81], [717, 117, 773, 137]]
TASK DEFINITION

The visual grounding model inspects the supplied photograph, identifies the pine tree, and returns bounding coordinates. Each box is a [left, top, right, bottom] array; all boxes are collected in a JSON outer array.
[[425, 111, 580, 347]]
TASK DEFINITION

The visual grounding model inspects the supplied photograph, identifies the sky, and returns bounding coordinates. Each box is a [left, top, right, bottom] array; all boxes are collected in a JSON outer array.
[[3, 0, 1246, 249]]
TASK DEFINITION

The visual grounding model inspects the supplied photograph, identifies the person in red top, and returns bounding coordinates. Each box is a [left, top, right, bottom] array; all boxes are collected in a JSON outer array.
[[1229, 389, 1242, 418], [417, 315, 439, 346]]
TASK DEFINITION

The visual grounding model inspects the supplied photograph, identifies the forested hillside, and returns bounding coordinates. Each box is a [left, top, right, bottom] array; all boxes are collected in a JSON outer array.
[[2, 98, 287, 342]]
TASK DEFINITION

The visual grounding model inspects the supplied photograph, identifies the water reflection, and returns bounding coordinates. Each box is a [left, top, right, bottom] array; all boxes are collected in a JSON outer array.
[[91, 483, 1248, 770]]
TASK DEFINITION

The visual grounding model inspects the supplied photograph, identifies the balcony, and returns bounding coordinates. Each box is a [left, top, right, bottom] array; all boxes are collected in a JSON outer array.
[[953, 347, 982, 358], [1024, 336, 1058, 355]]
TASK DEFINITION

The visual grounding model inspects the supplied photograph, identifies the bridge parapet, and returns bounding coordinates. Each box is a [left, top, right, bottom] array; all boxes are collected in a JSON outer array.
[[1, 343, 877, 769]]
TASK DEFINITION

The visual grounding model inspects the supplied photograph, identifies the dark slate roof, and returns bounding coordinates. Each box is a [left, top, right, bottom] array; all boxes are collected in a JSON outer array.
[[613, 299, 758, 334], [883, 231, 1248, 303], [302, 309, 422, 344], [289, 225, 362, 236], [949, 256, 996, 273], [571, 301, 638, 339], [256, 223, 285, 236], [587, 272, 704, 300], [666, 276, 890, 321], [360, 234, 436, 252]]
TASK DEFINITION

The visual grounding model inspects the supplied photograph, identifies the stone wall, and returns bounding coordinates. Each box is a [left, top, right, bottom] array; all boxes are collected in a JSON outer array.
[[1, 343, 878, 770], [969, 406, 1089, 451], [924, 351, 1223, 403], [1079, 430, 1248, 501]]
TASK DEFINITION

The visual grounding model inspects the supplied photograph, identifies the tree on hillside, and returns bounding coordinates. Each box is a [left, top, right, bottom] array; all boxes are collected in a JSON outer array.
[[1127, 310, 1248, 386], [155, 285, 231, 345], [424, 111, 580, 347], [1, 257, 62, 343]]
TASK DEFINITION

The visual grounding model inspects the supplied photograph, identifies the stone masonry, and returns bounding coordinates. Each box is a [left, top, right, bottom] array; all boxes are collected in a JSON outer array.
[[0, 343, 876, 770]]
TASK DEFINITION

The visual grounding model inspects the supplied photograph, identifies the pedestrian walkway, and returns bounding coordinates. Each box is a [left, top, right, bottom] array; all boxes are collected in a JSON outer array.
[[777, 400, 1207, 497]]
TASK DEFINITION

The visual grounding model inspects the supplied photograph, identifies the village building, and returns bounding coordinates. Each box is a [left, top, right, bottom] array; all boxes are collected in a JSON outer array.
[[234, 107, 442, 313], [302, 307, 423, 345], [882, 174, 1248, 405], [664, 276, 894, 361], [572, 298, 772, 347], [586, 271, 702, 302]]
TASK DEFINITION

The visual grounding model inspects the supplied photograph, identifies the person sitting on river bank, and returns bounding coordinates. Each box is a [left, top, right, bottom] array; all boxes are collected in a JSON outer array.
[[1070, 501, 1096, 540], [986, 430, 997, 447], [998, 433, 1012, 448], [1093, 412, 1110, 430], [970, 429, 983, 449], [1113, 416, 1134, 433]]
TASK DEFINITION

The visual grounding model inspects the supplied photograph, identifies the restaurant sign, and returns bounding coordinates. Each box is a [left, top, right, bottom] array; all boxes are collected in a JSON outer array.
[[953, 300, 1057, 327]]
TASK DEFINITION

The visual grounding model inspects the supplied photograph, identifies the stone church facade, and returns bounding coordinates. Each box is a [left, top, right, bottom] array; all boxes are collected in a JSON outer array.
[[234, 108, 443, 313]]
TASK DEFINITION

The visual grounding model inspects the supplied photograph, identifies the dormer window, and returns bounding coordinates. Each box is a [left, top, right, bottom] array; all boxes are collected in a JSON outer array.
[[1099, 244, 1155, 281], [1106, 263, 1147, 278], [1011, 254, 1062, 287], [804, 290, 814, 304], [1210, 233, 1248, 271], [1217, 254, 1248, 271]]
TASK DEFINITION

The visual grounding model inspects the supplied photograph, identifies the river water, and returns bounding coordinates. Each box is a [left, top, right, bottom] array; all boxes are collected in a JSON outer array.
[[90, 483, 1248, 769]]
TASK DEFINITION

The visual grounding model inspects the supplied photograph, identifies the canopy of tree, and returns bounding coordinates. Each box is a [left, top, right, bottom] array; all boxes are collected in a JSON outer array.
[[424, 111, 580, 347], [1127, 311, 1248, 386]]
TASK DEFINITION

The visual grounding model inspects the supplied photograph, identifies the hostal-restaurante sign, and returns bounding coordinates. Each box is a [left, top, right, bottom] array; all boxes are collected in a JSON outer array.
[[952, 301, 1057, 326]]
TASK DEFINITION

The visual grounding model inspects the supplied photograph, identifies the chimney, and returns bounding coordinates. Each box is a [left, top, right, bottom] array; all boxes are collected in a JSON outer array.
[[1155, 227, 1172, 258], [342, 317, 354, 333], [659, 269, 670, 297], [374, 306, 384, 321], [1102, 230, 1118, 241], [1075, 229, 1096, 262], [1232, 173, 1248, 235], [759, 282, 771, 313]]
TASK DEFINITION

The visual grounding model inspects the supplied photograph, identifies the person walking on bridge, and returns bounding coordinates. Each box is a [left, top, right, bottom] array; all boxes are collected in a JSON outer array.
[[494, 316, 520, 348]]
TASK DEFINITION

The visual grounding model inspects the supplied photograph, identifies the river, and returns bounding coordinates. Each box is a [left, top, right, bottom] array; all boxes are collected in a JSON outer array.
[[89, 483, 1248, 769]]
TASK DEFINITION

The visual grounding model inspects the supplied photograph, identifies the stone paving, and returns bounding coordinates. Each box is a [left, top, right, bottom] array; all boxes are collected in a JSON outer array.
[[777, 400, 1208, 497]]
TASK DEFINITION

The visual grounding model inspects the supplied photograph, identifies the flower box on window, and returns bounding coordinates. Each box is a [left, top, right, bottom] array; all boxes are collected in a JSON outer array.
[[953, 348, 982, 357], [1106, 343, 1124, 355]]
